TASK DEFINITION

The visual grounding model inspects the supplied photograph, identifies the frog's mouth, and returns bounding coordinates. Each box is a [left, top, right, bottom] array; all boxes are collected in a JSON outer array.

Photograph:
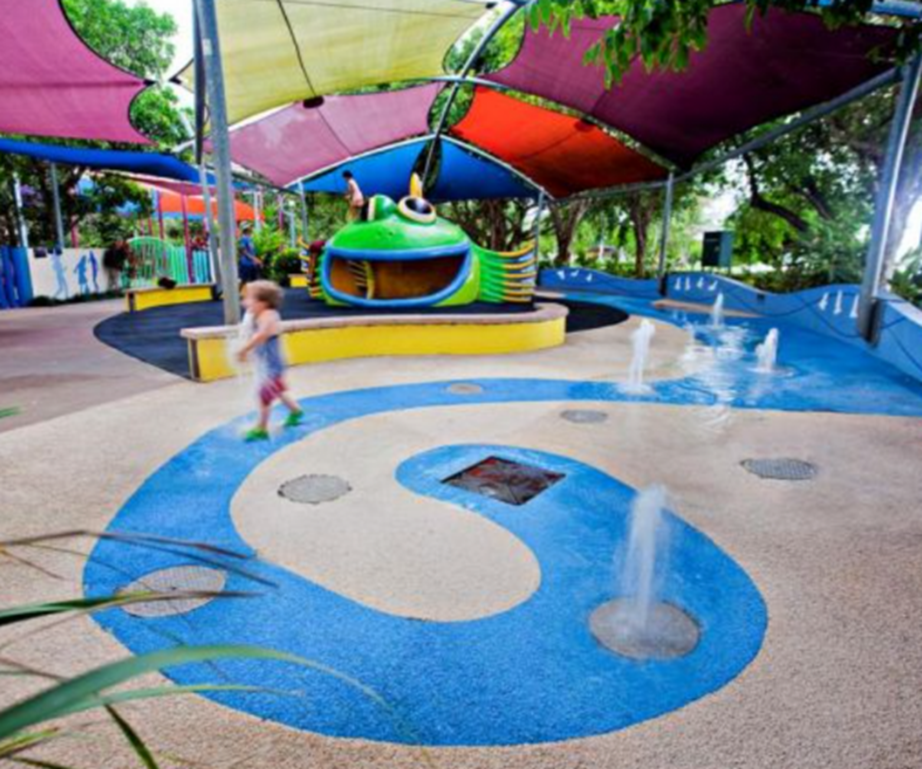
[[322, 244, 474, 307]]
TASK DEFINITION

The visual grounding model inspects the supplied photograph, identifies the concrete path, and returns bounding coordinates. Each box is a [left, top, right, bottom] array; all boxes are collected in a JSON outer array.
[[0, 301, 178, 433]]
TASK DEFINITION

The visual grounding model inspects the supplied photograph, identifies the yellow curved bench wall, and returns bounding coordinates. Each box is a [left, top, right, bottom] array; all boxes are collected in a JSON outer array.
[[187, 314, 566, 382], [127, 285, 215, 313]]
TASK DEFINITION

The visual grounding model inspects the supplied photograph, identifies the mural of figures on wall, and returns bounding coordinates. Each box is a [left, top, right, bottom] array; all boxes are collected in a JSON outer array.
[[74, 254, 90, 295], [89, 252, 99, 293], [51, 249, 70, 300]]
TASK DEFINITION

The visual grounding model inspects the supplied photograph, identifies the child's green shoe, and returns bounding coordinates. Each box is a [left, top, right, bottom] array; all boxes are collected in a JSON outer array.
[[284, 410, 304, 428], [244, 427, 270, 442]]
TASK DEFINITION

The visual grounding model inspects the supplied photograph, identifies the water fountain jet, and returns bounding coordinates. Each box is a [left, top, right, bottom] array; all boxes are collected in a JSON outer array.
[[755, 328, 779, 374], [623, 319, 656, 394], [710, 292, 725, 329], [590, 486, 700, 660]]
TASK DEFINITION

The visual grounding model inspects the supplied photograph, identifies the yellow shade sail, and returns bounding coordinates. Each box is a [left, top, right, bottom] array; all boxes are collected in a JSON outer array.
[[214, 0, 487, 125]]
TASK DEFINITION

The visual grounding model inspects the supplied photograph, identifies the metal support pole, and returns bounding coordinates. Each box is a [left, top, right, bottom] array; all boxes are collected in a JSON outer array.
[[50, 163, 66, 253], [288, 210, 296, 249], [857, 52, 922, 342], [298, 184, 309, 242], [533, 192, 545, 262], [180, 193, 193, 279], [194, 0, 240, 324], [253, 190, 263, 232], [422, 1, 522, 185], [12, 174, 29, 250], [200, 164, 222, 288], [154, 189, 165, 240], [657, 172, 675, 291]]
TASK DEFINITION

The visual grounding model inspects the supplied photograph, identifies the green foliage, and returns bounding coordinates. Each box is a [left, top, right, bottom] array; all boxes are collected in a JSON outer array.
[[252, 225, 285, 259], [61, 0, 177, 79], [0, 532, 392, 767], [62, 0, 188, 148], [0, 0, 189, 252], [891, 246, 922, 303], [267, 249, 303, 286], [531, 0, 914, 86]]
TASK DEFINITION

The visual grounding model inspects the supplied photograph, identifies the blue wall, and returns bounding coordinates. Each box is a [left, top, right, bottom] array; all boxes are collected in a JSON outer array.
[[539, 267, 922, 385], [0, 246, 32, 309]]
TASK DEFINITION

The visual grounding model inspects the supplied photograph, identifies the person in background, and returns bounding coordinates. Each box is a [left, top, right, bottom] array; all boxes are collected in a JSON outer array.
[[102, 239, 130, 292], [342, 170, 365, 222], [192, 230, 208, 253], [238, 223, 262, 284]]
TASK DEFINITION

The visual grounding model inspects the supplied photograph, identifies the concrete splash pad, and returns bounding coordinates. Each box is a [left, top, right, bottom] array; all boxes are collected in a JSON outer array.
[[84, 380, 769, 745]]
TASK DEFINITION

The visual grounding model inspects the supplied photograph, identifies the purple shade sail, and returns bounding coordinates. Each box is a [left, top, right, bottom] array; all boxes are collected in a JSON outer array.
[[228, 84, 442, 186], [0, 0, 150, 144], [489, 6, 896, 166]]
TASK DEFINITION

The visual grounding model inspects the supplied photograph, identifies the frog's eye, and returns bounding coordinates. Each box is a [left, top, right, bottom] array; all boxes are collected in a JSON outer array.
[[398, 196, 436, 224], [366, 195, 396, 222]]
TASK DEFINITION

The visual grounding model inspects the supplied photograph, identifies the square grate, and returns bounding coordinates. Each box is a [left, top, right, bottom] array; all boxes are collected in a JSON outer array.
[[442, 456, 564, 506]]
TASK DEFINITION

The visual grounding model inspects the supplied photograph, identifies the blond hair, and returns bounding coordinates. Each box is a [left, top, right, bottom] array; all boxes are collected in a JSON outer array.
[[247, 280, 284, 310]]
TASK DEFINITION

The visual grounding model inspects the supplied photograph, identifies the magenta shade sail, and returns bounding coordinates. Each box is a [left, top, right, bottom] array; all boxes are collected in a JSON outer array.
[[489, 6, 896, 166], [228, 84, 442, 186], [0, 0, 150, 143]]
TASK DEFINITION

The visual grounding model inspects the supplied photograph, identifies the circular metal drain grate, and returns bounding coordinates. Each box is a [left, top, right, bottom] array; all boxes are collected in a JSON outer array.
[[560, 409, 609, 425], [279, 474, 352, 504], [590, 599, 700, 660], [447, 383, 484, 395], [119, 566, 227, 618], [741, 458, 817, 481]]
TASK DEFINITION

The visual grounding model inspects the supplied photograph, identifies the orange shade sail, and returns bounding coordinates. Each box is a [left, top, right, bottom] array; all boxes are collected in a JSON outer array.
[[156, 190, 259, 222], [450, 88, 667, 197]]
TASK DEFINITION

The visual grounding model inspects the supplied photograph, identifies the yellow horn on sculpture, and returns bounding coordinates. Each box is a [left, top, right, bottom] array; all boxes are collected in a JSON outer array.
[[410, 173, 424, 198]]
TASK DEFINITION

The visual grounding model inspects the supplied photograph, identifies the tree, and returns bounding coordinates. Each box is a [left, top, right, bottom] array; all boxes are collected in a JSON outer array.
[[530, 0, 917, 85], [0, 0, 188, 249], [720, 84, 922, 291], [547, 200, 592, 265], [62, 0, 187, 148], [444, 199, 534, 252]]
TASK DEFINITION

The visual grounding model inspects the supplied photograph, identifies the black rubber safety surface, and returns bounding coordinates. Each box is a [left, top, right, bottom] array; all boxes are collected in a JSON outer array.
[[94, 292, 627, 379]]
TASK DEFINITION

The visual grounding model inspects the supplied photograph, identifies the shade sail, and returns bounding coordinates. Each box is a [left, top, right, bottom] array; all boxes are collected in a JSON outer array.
[[0, 0, 149, 143], [0, 138, 199, 181], [449, 88, 667, 197], [209, 0, 487, 125], [298, 141, 426, 201], [228, 85, 441, 186], [488, 6, 897, 166], [430, 139, 537, 201], [155, 190, 258, 222], [127, 176, 214, 198]]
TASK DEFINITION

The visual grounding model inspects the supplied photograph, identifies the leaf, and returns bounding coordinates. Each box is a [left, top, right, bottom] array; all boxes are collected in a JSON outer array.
[[0, 407, 20, 420], [10, 757, 81, 769], [59, 684, 274, 721], [2, 530, 276, 588], [0, 729, 60, 759], [0, 597, 139, 628], [0, 591, 257, 629], [104, 707, 159, 769], [0, 645, 383, 743]]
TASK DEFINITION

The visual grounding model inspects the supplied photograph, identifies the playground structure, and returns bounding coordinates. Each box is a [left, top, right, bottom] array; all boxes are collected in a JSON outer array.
[[299, 183, 537, 309], [126, 237, 213, 288], [4, 2, 922, 767]]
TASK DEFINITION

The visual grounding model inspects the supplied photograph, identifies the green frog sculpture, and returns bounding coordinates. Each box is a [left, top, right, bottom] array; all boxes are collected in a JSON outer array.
[[300, 178, 536, 308]]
